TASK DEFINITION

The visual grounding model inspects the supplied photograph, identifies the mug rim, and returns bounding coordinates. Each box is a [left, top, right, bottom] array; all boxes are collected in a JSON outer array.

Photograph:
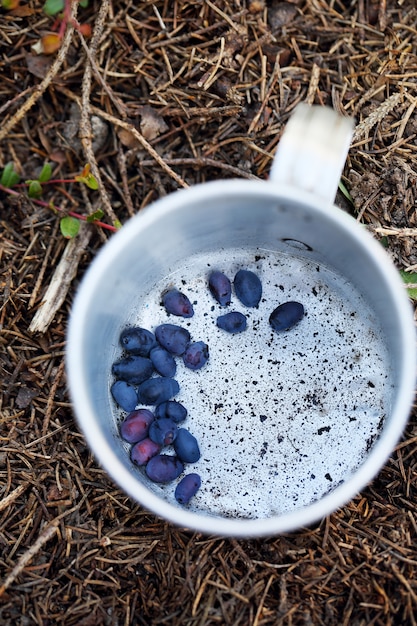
[[66, 178, 416, 537]]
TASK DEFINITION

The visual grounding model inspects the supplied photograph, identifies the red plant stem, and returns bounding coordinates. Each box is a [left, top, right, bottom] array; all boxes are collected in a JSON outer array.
[[0, 184, 118, 233]]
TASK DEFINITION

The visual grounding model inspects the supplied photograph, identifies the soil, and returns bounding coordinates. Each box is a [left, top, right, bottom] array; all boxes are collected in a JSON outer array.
[[1, 1, 417, 624]]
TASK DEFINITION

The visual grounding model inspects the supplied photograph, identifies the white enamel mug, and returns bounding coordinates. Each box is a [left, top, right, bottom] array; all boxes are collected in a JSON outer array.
[[66, 104, 416, 537]]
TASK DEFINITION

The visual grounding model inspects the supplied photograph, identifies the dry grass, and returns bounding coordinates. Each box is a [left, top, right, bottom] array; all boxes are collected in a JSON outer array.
[[1, 0, 417, 624]]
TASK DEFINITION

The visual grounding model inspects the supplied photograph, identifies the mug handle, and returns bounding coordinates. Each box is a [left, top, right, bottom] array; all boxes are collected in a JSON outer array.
[[269, 103, 354, 205]]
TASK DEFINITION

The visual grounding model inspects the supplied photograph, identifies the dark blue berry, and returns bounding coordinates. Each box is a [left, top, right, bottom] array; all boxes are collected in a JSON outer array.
[[120, 327, 157, 356], [183, 341, 209, 370], [120, 409, 154, 443], [145, 454, 184, 483], [137, 377, 180, 405], [162, 289, 194, 318], [150, 346, 177, 377], [175, 473, 201, 505], [234, 269, 262, 307], [112, 355, 154, 384], [111, 380, 137, 412], [155, 400, 188, 423], [174, 428, 201, 463], [208, 271, 231, 306], [155, 324, 191, 356], [149, 418, 177, 446], [269, 301, 304, 331], [131, 438, 161, 466], [216, 311, 247, 334]]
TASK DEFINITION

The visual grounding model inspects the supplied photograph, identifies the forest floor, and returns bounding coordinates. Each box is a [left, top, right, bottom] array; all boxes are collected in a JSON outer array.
[[1, 1, 417, 624]]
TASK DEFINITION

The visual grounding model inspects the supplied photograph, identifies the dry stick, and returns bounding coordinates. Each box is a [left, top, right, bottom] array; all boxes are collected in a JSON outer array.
[[138, 157, 260, 180], [0, 521, 59, 597], [0, 1, 78, 143], [42, 359, 66, 435], [0, 501, 84, 597], [29, 223, 92, 334], [0, 484, 29, 514], [92, 109, 189, 189], [57, 87, 189, 188], [78, 0, 119, 227]]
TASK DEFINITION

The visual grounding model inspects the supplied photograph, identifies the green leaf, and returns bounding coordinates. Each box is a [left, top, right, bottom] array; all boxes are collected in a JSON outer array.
[[113, 219, 122, 230], [338, 180, 353, 203], [400, 270, 417, 284], [79, 0, 89, 7], [1, 162, 20, 187], [43, 0, 64, 16], [76, 172, 99, 190], [400, 271, 417, 301], [38, 162, 52, 183], [28, 180, 43, 198], [60, 216, 80, 238], [86, 208, 104, 223]]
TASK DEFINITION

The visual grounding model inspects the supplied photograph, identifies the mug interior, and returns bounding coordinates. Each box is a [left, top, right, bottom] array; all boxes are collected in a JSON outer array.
[[66, 180, 415, 536]]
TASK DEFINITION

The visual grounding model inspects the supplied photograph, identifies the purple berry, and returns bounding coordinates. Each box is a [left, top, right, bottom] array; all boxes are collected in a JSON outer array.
[[137, 377, 180, 405], [111, 380, 137, 412], [112, 355, 153, 384], [216, 311, 247, 334], [150, 346, 177, 377], [120, 327, 157, 356], [175, 473, 201, 505], [269, 301, 304, 331], [145, 454, 184, 483], [155, 400, 187, 423], [208, 271, 231, 306], [182, 341, 209, 370], [120, 409, 154, 443], [155, 324, 191, 356], [149, 418, 177, 446], [131, 438, 161, 465], [234, 269, 262, 307], [162, 289, 194, 318], [174, 428, 200, 463]]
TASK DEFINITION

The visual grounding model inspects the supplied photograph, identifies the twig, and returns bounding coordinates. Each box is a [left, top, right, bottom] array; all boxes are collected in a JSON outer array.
[[0, 1, 78, 143], [79, 0, 120, 227], [29, 223, 92, 334], [138, 157, 260, 180], [0, 520, 59, 597], [56, 86, 189, 188], [0, 484, 29, 514]]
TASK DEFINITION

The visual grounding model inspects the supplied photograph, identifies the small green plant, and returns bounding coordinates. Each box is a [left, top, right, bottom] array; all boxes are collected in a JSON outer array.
[[400, 271, 417, 301], [0, 162, 118, 236]]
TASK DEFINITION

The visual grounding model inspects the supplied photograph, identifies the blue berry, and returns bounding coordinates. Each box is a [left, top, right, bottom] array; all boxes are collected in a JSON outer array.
[[145, 454, 184, 483], [174, 428, 200, 463], [162, 289, 194, 318], [137, 377, 180, 405], [208, 271, 231, 306], [150, 346, 177, 377], [269, 301, 304, 331], [112, 355, 154, 384], [183, 341, 209, 370], [131, 438, 161, 466], [111, 380, 137, 412], [175, 473, 201, 505], [234, 269, 262, 307], [120, 409, 154, 443], [155, 324, 191, 356], [155, 400, 187, 423], [149, 418, 177, 446], [216, 311, 247, 334], [120, 327, 157, 356]]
